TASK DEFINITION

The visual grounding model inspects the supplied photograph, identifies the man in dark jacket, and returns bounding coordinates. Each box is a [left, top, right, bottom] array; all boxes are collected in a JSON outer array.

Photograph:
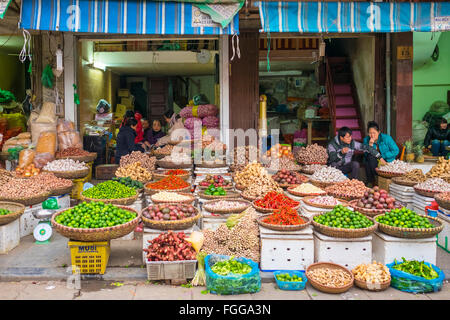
[[327, 127, 381, 179], [424, 118, 449, 157], [115, 118, 145, 164]]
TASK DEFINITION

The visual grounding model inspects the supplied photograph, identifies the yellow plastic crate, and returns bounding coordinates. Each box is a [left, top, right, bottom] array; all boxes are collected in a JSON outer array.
[[68, 241, 110, 274], [71, 176, 90, 200]]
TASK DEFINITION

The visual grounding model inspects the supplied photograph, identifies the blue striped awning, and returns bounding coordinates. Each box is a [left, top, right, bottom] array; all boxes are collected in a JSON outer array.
[[20, 0, 239, 35], [256, 1, 450, 33]]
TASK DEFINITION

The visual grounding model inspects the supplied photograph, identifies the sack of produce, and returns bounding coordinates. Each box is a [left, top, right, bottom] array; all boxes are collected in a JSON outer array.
[[30, 120, 57, 146], [57, 119, 76, 133], [205, 254, 261, 295], [184, 117, 203, 130], [387, 258, 445, 293], [180, 106, 194, 119], [36, 131, 57, 156], [18, 148, 36, 169], [35, 101, 57, 123], [202, 116, 219, 129], [33, 152, 55, 169], [58, 130, 83, 151], [197, 104, 218, 118]]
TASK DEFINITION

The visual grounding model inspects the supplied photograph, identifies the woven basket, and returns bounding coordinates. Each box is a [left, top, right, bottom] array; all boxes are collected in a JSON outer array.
[[0, 201, 26, 226], [202, 199, 251, 214], [257, 215, 311, 232], [152, 171, 191, 181], [302, 196, 343, 209], [311, 213, 378, 238], [306, 262, 354, 294], [0, 192, 51, 206], [299, 161, 327, 166], [326, 191, 364, 202], [198, 184, 234, 190], [199, 191, 241, 200], [252, 201, 301, 214], [43, 167, 90, 180], [235, 184, 246, 191], [354, 278, 391, 292], [150, 192, 196, 205], [141, 210, 201, 230], [348, 200, 389, 217], [51, 184, 74, 197], [51, 205, 140, 241], [434, 192, 450, 210], [156, 159, 193, 169], [286, 186, 327, 198], [80, 192, 139, 206], [373, 214, 444, 239], [310, 179, 338, 189], [375, 168, 405, 178], [56, 152, 97, 163], [391, 177, 421, 187], [145, 185, 192, 196], [413, 187, 443, 198]]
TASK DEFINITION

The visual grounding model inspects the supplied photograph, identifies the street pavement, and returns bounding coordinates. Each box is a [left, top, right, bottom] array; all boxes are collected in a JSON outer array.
[[0, 280, 448, 300]]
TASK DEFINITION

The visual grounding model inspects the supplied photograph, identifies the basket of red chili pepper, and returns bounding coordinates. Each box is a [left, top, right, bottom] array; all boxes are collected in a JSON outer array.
[[145, 175, 192, 195], [252, 192, 300, 213], [257, 207, 310, 231], [153, 169, 191, 181]]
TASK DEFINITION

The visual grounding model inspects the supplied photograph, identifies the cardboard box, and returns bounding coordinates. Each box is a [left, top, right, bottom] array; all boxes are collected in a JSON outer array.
[[118, 89, 130, 98], [115, 104, 127, 118], [121, 96, 134, 109]]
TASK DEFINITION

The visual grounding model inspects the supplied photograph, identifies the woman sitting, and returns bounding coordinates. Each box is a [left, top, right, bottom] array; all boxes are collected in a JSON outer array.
[[155, 110, 186, 146], [363, 121, 399, 187], [115, 118, 145, 164], [142, 119, 165, 148], [424, 118, 449, 157]]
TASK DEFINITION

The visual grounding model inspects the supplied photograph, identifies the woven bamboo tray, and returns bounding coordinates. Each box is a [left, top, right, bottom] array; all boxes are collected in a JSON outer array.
[[374, 214, 444, 239], [306, 262, 354, 294], [43, 167, 89, 180], [310, 179, 339, 189], [326, 190, 365, 202], [302, 196, 344, 209], [145, 185, 192, 196], [199, 191, 241, 200], [141, 210, 201, 230], [198, 184, 234, 190], [80, 192, 139, 206], [286, 186, 326, 198], [298, 161, 327, 166], [375, 168, 405, 178], [413, 187, 443, 198], [51, 184, 74, 197], [434, 192, 450, 210], [0, 201, 26, 226], [150, 192, 196, 204], [348, 200, 389, 217], [311, 213, 378, 238], [235, 184, 246, 191], [152, 170, 191, 181], [257, 215, 311, 232], [252, 200, 301, 214], [354, 278, 391, 292], [391, 177, 421, 187], [202, 199, 251, 214], [0, 192, 51, 206], [51, 205, 140, 241], [56, 152, 97, 163], [156, 159, 193, 169]]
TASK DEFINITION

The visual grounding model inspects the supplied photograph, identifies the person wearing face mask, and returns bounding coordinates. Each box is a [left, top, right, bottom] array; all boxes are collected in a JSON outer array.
[[363, 121, 399, 187], [424, 118, 449, 157], [115, 118, 145, 164], [327, 126, 381, 180]]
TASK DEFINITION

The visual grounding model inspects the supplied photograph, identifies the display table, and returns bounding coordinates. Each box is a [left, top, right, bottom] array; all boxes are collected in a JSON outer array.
[[260, 225, 314, 272], [372, 231, 437, 265], [0, 219, 20, 254], [313, 231, 372, 270]]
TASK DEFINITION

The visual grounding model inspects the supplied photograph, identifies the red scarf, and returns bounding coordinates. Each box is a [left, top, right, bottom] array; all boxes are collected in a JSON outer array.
[[134, 112, 144, 143]]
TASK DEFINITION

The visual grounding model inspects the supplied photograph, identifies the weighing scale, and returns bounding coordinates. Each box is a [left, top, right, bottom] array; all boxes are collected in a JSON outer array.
[[32, 209, 58, 244]]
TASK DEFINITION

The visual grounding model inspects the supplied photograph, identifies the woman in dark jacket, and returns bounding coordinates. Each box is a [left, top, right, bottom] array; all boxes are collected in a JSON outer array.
[[115, 118, 145, 164], [142, 119, 165, 147], [424, 118, 449, 157]]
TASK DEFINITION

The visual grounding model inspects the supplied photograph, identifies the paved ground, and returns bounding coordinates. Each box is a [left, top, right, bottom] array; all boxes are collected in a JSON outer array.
[[0, 280, 448, 300]]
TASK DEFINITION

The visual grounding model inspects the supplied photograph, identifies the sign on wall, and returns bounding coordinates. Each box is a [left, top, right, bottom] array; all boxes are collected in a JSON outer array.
[[0, 0, 11, 19]]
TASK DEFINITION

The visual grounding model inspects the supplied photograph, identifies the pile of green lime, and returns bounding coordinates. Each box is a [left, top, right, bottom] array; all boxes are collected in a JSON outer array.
[[204, 185, 226, 196], [276, 273, 304, 282], [111, 177, 143, 189], [82, 180, 137, 199], [375, 207, 434, 229], [55, 202, 136, 229], [313, 205, 374, 229], [0, 208, 11, 216]]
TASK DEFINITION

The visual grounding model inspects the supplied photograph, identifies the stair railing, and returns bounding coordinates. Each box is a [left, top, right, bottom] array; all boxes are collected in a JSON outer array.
[[325, 57, 336, 136]]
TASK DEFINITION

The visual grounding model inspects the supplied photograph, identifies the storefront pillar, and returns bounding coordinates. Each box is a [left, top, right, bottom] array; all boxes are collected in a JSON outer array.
[[63, 33, 78, 127]]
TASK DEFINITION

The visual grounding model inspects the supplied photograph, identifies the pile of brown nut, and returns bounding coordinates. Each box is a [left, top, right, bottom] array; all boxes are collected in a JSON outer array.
[[294, 143, 328, 164], [325, 179, 368, 199], [119, 151, 156, 171], [30, 172, 73, 190], [0, 177, 51, 198]]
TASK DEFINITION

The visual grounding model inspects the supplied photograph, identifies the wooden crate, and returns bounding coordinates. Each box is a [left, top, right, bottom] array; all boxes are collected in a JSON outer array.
[[95, 164, 119, 180], [377, 176, 392, 192]]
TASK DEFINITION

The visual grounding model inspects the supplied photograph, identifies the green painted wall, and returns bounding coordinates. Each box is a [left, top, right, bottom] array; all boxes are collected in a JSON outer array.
[[413, 32, 450, 122], [0, 53, 26, 101]]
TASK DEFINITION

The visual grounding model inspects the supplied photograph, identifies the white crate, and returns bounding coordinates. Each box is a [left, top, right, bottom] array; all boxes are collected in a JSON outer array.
[[19, 207, 41, 238], [142, 227, 194, 264], [372, 231, 437, 265], [300, 203, 343, 219], [201, 215, 228, 231], [0, 219, 20, 254], [313, 231, 372, 270], [129, 199, 144, 213], [437, 212, 449, 252], [260, 225, 314, 271], [112, 231, 135, 242]]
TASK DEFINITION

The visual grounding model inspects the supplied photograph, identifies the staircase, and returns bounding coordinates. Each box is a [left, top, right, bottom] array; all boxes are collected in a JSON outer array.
[[326, 57, 365, 142]]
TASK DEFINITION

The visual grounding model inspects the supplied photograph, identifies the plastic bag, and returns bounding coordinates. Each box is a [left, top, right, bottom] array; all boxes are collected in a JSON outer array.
[[184, 231, 205, 253], [193, 94, 210, 106], [35, 101, 57, 123], [57, 119, 75, 133], [18, 149, 36, 169], [33, 152, 54, 169], [205, 254, 261, 295], [386, 261, 445, 293], [58, 131, 82, 150], [36, 131, 57, 156], [30, 121, 57, 146]]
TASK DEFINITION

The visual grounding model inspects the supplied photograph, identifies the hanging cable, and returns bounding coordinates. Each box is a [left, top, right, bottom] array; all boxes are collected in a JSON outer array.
[[266, 32, 271, 72], [19, 29, 32, 63], [230, 33, 241, 61]]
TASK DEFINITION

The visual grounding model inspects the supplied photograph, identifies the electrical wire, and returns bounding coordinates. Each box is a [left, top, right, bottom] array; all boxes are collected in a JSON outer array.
[[19, 29, 32, 63]]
